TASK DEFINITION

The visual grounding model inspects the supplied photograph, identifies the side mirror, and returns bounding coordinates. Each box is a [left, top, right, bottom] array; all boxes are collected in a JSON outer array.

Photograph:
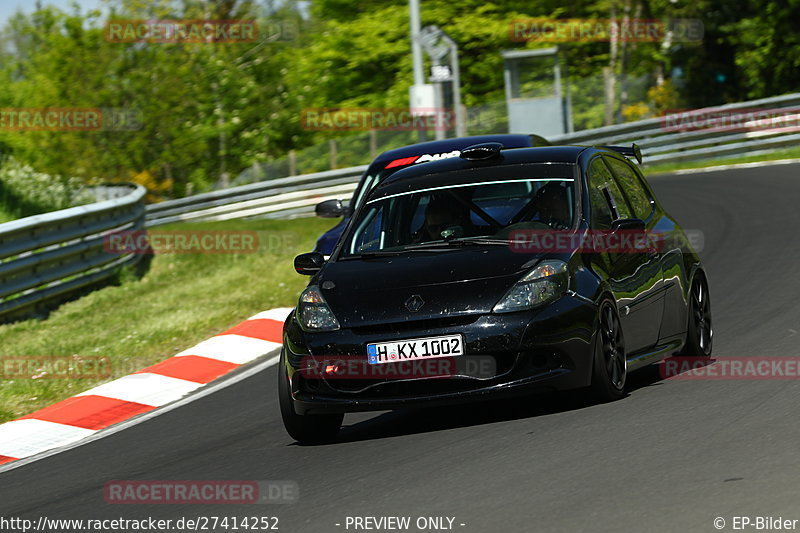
[[611, 218, 645, 232], [315, 199, 346, 218], [294, 252, 325, 275]]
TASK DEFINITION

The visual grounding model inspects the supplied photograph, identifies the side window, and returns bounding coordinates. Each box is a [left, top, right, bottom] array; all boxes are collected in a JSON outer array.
[[604, 156, 653, 220], [588, 158, 630, 227]]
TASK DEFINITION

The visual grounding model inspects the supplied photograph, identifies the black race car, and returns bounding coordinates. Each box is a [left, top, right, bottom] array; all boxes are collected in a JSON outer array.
[[279, 142, 712, 443], [312, 134, 550, 254]]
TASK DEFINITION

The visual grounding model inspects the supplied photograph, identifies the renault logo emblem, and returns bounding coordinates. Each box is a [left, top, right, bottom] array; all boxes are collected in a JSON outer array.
[[405, 294, 424, 312]]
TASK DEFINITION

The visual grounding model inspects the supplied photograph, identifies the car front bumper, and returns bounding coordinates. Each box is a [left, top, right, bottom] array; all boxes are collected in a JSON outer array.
[[281, 294, 598, 415]]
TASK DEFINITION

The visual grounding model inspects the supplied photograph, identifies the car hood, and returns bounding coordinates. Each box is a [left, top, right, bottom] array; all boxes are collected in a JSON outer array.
[[318, 248, 546, 328]]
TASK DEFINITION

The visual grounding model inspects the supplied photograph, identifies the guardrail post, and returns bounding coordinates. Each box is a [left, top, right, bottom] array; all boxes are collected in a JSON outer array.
[[369, 130, 377, 159], [329, 140, 338, 170], [288, 150, 297, 176]]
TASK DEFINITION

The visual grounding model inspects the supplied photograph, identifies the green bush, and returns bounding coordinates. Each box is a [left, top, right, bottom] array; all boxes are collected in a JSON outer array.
[[0, 158, 95, 221]]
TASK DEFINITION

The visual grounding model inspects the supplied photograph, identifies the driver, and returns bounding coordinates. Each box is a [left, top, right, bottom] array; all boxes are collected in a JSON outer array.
[[413, 195, 474, 242]]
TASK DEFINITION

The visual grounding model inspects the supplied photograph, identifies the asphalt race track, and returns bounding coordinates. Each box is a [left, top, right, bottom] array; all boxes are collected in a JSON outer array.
[[2, 163, 800, 533]]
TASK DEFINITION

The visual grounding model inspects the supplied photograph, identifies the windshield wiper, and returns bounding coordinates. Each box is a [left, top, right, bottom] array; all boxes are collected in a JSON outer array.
[[445, 237, 513, 246], [354, 245, 451, 257], [350, 237, 511, 257]]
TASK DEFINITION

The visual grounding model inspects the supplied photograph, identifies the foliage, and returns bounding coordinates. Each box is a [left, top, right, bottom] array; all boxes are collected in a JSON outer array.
[[0, 0, 796, 210], [0, 157, 94, 219]]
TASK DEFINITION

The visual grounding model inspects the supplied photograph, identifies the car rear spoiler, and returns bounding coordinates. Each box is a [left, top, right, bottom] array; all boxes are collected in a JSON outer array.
[[600, 143, 643, 165], [529, 134, 552, 147]]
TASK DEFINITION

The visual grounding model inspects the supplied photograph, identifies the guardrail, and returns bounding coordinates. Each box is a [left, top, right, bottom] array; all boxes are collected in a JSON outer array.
[[145, 166, 367, 226], [146, 92, 800, 226], [551, 92, 800, 164], [0, 184, 147, 322], [3, 93, 796, 320]]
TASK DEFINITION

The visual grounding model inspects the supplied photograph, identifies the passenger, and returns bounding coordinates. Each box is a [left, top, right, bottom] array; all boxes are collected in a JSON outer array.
[[535, 183, 571, 230]]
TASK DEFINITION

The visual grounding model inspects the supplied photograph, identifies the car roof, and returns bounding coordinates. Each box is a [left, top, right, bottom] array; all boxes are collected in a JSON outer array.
[[370, 134, 541, 166], [364, 146, 591, 204], [378, 146, 589, 187]]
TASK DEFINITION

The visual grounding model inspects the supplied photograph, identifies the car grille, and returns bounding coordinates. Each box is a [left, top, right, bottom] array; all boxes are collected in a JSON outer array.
[[349, 315, 478, 336]]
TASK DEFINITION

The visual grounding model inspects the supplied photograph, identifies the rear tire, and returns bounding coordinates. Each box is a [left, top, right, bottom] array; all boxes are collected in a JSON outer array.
[[679, 273, 713, 357], [278, 357, 343, 444], [590, 300, 627, 402]]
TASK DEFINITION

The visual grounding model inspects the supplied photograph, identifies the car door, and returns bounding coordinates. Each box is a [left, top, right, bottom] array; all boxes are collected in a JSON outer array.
[[619, 159, 686, 344], [587, 156, 664, 353]]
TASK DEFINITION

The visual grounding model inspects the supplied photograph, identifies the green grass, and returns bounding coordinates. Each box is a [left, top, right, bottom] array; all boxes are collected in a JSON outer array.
[[2, 146, 799, 423], [645, 146, 800, 175], [0, 217, 334, 423]]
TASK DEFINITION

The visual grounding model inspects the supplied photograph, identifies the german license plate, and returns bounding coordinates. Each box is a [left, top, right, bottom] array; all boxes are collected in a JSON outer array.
[[367, 334, 464, 365]]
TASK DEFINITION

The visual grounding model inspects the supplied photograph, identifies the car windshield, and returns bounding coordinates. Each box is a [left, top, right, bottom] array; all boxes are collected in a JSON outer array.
[[341, 176, 575, 257]]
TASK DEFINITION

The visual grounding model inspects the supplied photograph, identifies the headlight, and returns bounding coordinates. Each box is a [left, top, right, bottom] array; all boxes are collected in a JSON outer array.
[[493, 260, 569, 313], [297, 285, 340, 332]]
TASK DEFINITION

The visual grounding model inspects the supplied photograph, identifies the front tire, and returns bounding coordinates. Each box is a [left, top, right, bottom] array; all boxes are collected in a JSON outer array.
[[278, 356, 343, 444], [590, 300, 627, 402]]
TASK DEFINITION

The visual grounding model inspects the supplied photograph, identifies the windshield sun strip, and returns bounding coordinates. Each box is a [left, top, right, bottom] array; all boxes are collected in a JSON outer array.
[[365, 178, 575, 205]]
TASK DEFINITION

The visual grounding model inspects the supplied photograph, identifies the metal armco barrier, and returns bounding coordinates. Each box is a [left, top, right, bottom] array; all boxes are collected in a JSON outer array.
[[3, 93, 797, 320], [146, 92, 800, 226], [145, 165, 366, 226], [550, 92, 800, 164], [0, 184, 146, 322]]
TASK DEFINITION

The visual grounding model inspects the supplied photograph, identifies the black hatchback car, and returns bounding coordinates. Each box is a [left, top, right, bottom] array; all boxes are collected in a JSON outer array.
[[279, 143, 712, 442]]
